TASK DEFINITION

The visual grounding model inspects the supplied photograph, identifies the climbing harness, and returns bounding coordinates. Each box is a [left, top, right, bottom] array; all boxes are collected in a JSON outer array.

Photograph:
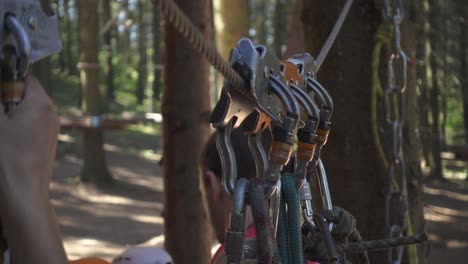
[[0, 0, 61, 113]]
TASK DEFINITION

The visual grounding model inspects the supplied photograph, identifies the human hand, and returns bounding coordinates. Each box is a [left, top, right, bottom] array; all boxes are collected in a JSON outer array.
[[0, 76, 59, 205], [0, 76, 67, 264]]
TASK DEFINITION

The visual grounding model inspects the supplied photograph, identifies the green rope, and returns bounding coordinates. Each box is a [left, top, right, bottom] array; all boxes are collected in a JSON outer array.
[[371, 24, 393, 170], [277, 173, 304, 264]]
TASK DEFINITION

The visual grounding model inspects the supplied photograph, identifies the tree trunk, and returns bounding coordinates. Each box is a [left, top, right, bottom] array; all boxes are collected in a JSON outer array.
[[213, 0, 249, 101], [255, 0, 267, 44], [302, 0, 424, 262], [459, 3, 468, 181], [136, 0, 148, 105], [428, 0, 443, 179], [64, 0, 76, 75], [103, 0, 115, 102], [418, 0, 432, 169], [119, 0, 131, 62], [273, 0, 290, 58], [283, 0, 304, 58], [162, 0, 212, 263], [152, 4, 162, 102], [58, 0, 66, 73], [79, 0, 112, 185], [401, 0, 428, 261], [213, 0, 249, 60], [461, 4, 468, 147]]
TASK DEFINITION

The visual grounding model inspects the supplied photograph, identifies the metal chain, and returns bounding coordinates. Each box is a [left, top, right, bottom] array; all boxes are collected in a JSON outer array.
[[382, 0, 409, 264]]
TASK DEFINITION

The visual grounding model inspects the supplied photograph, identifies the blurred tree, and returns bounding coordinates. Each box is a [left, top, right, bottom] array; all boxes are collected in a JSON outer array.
[[136, 0, 148, 105], [283, 0, 304, 58], [273, 0, 290, 57], [102, 0, 116, 101], [428, 0, 443, 179], [460, 3, 468, 147], [418, 0, 432, 169], [162, 0, 213, 262], [152, 4, 162, 102], [213, 0, 249, 59], [78, 0, 112, 184], [213, 0, 249, 99]]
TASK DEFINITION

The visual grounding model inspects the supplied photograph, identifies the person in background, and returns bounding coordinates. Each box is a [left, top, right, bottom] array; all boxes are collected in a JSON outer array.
[[201, 129, 319, 264]]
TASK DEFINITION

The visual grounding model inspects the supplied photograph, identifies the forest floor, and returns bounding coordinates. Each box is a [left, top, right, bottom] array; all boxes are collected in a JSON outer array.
[[51, 124, 468, 262]]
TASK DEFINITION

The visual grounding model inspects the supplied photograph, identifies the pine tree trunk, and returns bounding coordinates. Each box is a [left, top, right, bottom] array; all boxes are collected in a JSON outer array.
[[401, 0, 428, 261], [283, 0, 304, 58], [428, 0, 443, 179], [273, 0, 290, 58], [213, 0, 249, 59], [213, 0, 249, 101], [103, 0, 115, 102], [136, 0, 148, 105], [152, 4, 162, 102], [79, 0, 112, 185], [256, 0, 267, 44], [162, 0, 212, 262], [461, 5, 468, 147], [120, 0, 131, 61], [64, 0, 75, 75], [459, 3, 468, 181]]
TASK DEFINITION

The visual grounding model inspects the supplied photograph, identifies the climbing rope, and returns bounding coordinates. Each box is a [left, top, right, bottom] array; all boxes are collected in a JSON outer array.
[[250, 179, 282, 264], [277, 173, 304, 264], [153, 0, 248, 100]]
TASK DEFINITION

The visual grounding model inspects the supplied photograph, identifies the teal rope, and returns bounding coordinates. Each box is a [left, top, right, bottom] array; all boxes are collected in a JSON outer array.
[[280, 173, 304, 263], [277, 195, 289, 264]]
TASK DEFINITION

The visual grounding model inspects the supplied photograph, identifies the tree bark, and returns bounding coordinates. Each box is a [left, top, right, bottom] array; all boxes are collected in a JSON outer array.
[[79, 0, 112, 185], [273, 0, 290, 58], [419, 0, 433, 169], [302, 0, 424, 262], [428, 0, 443, 179], [64, 0, 76, 75], [401, 0, 428, 261], [102, 0, 115, 102], [103, 0, 115, 102], [213, 0, 249, 60], [213, 0, 249, 101], [152, 4, 162, 102], [255, 0, 267, 44], [162, 0, 212, 262], [283, 0, 304, 58], [137, 0, 148, 105], [460, 4, 468, 148]]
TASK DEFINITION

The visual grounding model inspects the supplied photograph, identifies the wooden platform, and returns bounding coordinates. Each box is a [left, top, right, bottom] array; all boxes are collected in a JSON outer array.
[[444, 145, 468, 161], [59, 113, 162, 131]]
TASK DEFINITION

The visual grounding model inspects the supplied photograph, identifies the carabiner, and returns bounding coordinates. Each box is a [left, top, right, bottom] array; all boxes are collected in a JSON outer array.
[[1, 15, 31, 112], [225, 178, 250, 264]]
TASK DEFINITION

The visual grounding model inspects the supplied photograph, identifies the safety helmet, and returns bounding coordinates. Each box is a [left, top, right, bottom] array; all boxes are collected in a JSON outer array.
[[112, 247, 173, 264]]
